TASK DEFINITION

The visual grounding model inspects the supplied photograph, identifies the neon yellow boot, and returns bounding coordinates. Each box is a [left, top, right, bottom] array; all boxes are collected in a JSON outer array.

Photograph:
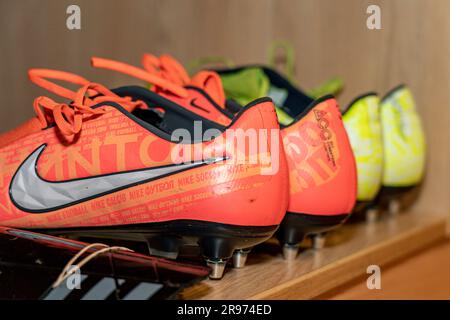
[[342, 93, 383, 220], [380, 85, 426, 214]]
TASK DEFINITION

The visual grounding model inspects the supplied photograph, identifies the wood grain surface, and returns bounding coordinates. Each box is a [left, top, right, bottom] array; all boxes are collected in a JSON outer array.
[[321, 240, 450, 300], [181, 212, 446, 299]]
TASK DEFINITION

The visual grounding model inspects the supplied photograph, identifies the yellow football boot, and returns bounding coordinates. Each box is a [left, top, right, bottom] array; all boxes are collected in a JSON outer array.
[[380, 85, 426, 214], [342, 93, 383, 221]]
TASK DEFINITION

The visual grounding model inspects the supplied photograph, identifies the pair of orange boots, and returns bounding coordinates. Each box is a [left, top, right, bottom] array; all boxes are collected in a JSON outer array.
[[0, 54, 356, 279]]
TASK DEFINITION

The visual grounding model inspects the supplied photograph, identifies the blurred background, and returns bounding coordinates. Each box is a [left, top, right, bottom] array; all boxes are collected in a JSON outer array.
[[0, 0, 449, 220]]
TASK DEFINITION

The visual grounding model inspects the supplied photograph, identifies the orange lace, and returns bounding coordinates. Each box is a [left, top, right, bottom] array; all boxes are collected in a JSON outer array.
[[143, 53, 226, 107], [141, 53, 191, 86], [92, 54, 225, 107], [29, 69, 146, 137], [91, 57, 189, 98]]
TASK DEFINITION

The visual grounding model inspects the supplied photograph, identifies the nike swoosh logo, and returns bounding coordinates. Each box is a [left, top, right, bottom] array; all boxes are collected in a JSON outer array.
[[190, 98, 210, 113], [10, 144, 225, 213]]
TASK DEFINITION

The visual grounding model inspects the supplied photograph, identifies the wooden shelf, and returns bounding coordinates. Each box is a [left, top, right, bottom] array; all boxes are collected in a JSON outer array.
[[181, 212, 447, 299]]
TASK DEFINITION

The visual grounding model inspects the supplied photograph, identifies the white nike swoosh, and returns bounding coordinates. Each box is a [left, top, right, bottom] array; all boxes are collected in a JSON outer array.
[[10, 144, 225, 213]]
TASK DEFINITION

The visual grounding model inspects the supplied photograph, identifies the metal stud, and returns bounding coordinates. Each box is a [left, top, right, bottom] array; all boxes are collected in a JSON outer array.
[[232, 249, 251, 268], [311, 233, 326, 250], [365, 208, 380, 223], [206, 259, 227, 280], [282, 244, 300, 260], [388, 199, 401, 216]]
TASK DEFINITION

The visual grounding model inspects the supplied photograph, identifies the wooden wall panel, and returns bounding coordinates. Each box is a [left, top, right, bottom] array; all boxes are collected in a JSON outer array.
[[0, 0, 448, 216]]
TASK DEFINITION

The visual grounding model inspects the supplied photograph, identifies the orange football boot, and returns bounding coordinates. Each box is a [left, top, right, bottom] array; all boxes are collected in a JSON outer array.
[[216, 66, 356, 257], [276, 95, 356, 258], [0, 68, 288, 279], [91, 56, 357, 260]]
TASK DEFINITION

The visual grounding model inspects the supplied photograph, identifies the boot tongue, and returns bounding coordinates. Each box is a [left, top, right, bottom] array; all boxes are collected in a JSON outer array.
[[190, 71, 226, 107], [158, 66, 227, 109], [155, 84, 231, 126], [220, 67, 270, 106], [219, 67, 298, 126], [150, 64, 231, 124], [143, 54, 226, 108]]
